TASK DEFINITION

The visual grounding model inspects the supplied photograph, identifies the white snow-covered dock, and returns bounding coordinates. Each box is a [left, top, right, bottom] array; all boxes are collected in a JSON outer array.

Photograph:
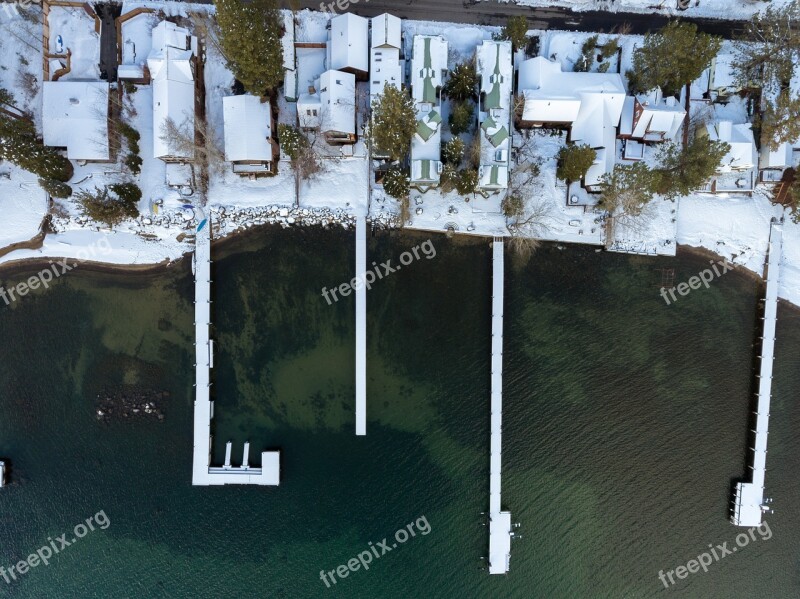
[[732, 220, 782, 526], [488, 238, 512, 574], [192, 215, 280, 486], [355, 215, 367, 436]]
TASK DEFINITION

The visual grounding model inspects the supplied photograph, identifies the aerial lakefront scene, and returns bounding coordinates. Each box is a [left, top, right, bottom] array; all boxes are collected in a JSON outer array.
[[1, 0, 800, 598]]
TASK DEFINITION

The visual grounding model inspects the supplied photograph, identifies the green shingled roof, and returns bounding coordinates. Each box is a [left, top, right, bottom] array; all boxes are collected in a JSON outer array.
[[416, 119, 436, 141], [483, 44, 503, 110], [489, 126, 509, 148]]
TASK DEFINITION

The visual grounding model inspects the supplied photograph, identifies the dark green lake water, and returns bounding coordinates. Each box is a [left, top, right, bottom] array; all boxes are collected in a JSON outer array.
[[0, 226, 798, 598]]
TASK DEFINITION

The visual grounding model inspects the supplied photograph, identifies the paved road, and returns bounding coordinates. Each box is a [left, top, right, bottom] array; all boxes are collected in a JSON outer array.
[[96, 3, 122, 81], [280, 0, 747, 38]]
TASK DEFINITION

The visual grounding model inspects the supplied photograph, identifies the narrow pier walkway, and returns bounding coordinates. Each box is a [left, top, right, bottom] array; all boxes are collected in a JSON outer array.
[[355, 216, 367, 435], [192, 215, 280, 485], [732, 220, 782, 526], [488, 238, 512, 574]]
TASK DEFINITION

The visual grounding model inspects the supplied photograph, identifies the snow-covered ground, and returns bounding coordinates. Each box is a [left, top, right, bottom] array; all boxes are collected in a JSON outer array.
[[489, 0, 793, 21], [2, 4, 800, 309]]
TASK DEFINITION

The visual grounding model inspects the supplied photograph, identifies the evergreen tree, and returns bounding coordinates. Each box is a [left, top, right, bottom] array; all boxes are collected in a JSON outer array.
[[628, 22, 722, 96], [214, 0, 284, 95], [760, 90, 800, 151], [76, 186, 139, 227], [0, 114, 73, 182], [448, 101, 474, 136], [496, 16, 529, 52], [501, 192, 525, 218], [556, 143, 596, 182], [443, 59, 477, 101], [38, 178, 72, 199], [732, 0, 800, 94], [371, 84, 416, 161], [455, 168, 478, 194], [383, 166, 410, 199], [442, 137, 465, 166], [655, 135, 730, 198], [598, 162, 659, 216]]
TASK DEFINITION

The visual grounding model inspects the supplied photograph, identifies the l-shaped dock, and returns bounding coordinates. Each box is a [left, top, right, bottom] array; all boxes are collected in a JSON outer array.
[[192, 215, 280, 486], [732, 220, 782, 526]]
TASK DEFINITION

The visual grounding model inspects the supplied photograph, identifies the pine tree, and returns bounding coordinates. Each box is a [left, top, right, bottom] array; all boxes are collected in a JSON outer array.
[[443, 59, 477, 101], [38, 178, 72, 199], [0, 114, 73, 182], [371, 84, 416, 161], [76, 186, 139, 227], [598, 162, 659, 216], [732, 1, 800, 94], [496, 16, 529, 52], [455, 168, 478, 194], [214, 0, 284, 95], [655, 135, 730, 198], [383, 166, 410, 199], [760, 90, 800, 151], [448, 101, 474, 136], [442, 138, 465, 166], [556, 143, 596, 182], [628, 22, 722, 96]]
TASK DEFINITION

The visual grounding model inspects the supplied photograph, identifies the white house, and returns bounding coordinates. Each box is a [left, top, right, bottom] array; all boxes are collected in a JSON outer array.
[[703, 120, 758, 193], [517, 56, 626, 190], [223, 95, 278, 175], [409, 35, 447, 189], [328, 13, 369, 81], [476, 40, 513, 193], [297, 70, 357, 144], [42, 81, 110, 162], [147, 20, 197, 162], [620, 88, 685, 143], [369, 13, 403, 102]]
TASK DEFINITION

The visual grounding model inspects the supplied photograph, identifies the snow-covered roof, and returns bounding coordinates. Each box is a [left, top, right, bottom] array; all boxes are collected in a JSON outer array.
[[707, 120, 757, 171], [298, 70, 355, 136], [477, 40, 513, 190], [409, 35, 447, 182], [42, 81, 109, 161], [759, 141, 794, 170], [518, 56, 625, 187], [371, 13, 401, 49], [628, 88, 685, 141], [370, 14, 403, 100], [329, 13, 369, 74], [147, 20, 196, 160], [223, 95, 273, 163], [710, 54, 737, 91]]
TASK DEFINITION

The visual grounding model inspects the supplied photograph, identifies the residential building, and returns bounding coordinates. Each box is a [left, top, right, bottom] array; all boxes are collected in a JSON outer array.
[[223, 95, 279, 176], [369, 13, 403, 102], [328, 13, 369, 81], [42, 81, 110, 162], [297, 70, 357, 145], [516, 56, 626, 191], [410, 35, 447, 190], [702, 120, 758, 193], [476, 40, 513, 193], [147, 20, 198, 162]]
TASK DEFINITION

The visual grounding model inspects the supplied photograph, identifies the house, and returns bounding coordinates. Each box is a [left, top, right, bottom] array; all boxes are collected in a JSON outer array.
[[328, 13, 369, 81], [42, 81, 110, 162], [283, 11, 298, 102], [476, 40, 513, 193], [759, 141, 798, 184], [516, 56, 626, 191], [223, 95, 279, 176], [702, 120, 758, 193], [147, 20, 198, 162], [409, 35, 447, 189], [369, 13, 403, 102], [619, 88, 685, 142], [708, 54, 740, 100], [297, 70, 357, 145]]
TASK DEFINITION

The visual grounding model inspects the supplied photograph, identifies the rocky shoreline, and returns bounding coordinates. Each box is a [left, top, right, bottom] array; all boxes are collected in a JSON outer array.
[[95, 387, 167, 423]]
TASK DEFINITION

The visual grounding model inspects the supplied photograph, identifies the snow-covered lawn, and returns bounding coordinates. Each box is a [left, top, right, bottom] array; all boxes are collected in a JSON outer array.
[[47, 5, 99, 80]]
